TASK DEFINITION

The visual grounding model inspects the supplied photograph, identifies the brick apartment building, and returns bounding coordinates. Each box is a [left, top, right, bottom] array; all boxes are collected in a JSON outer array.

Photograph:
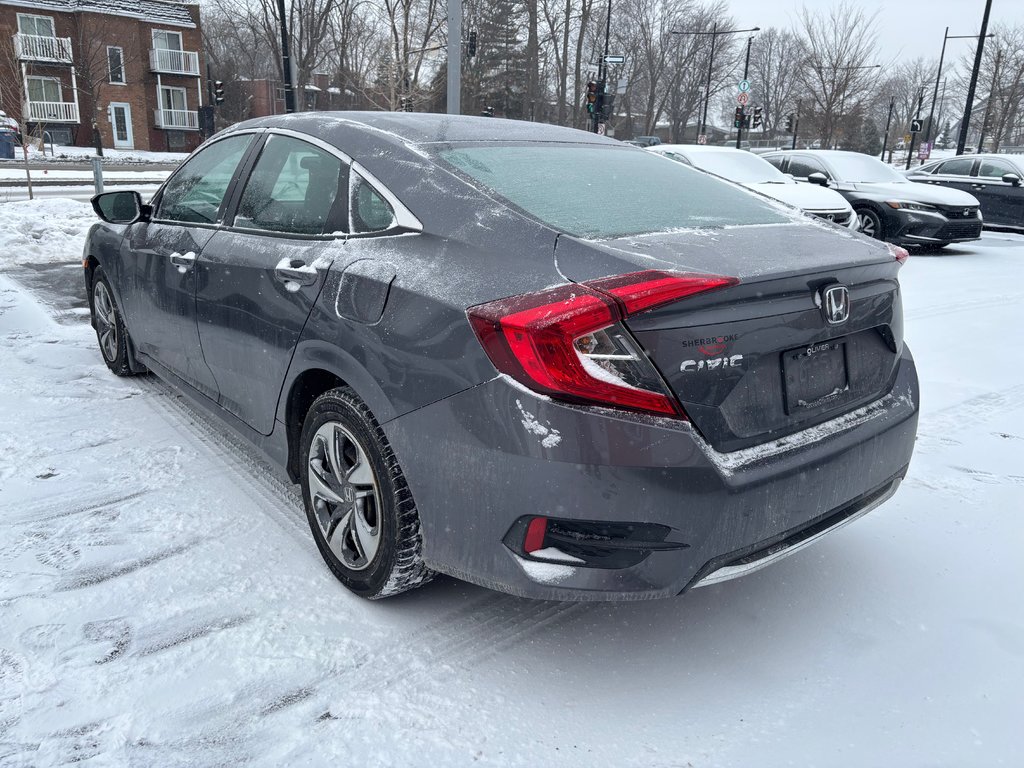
[[0, 0, 208, 152]]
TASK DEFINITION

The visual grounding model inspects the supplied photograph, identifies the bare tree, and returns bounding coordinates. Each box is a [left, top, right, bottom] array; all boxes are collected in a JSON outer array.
[[797, 1, 880, 147], [748, 27, 805, 134]]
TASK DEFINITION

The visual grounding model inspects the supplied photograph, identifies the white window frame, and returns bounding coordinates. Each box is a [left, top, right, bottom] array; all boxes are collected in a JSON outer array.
[[152, 29, 183, 51], [159, 85, 188, 111], [17, 13, 56, 37], [27, 75, 62, 103], [107, 46, 125, 85]]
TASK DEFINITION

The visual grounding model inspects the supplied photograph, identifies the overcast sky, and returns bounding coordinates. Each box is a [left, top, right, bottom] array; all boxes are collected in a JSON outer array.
[[722, 0, 1024, 62]]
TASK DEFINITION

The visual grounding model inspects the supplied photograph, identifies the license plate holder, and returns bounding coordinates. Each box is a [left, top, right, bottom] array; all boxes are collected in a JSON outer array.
[[783, 341, 849, 413]]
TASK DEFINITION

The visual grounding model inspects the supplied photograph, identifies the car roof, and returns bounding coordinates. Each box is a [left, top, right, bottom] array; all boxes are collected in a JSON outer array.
[[224, 111, 619, 148], [651, 144, 747, 154]]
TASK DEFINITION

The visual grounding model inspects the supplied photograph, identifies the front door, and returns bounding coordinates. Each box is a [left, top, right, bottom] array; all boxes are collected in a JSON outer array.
[[196, 134, 348, 434], [118, 133, 256, 399], [109, 102, 133, 149]]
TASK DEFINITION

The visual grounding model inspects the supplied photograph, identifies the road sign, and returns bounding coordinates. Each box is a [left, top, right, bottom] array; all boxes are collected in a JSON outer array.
[[697, 134, 707, 145], [918, 142, 932, 160], [903, 134, 912, 145], [910, 119, 923, 133], [738, 80, 750, 93], [604, 55, 625, 64], [737, 92, 750, 106], [597, 123, 606, 136]]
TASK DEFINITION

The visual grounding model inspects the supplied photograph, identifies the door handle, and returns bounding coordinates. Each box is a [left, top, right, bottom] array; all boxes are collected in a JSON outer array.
[[970, 184, 984, 190], [169, 251, 196, 272], [275, 260, 319, 287]]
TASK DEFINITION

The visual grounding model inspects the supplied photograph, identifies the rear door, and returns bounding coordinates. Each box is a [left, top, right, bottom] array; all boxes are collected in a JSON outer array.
[[122, 133, 256, 399], [195, 133, 349, 435]]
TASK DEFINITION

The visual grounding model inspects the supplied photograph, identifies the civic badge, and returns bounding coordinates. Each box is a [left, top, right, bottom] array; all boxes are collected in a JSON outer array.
[[820, 285, 850, 325]]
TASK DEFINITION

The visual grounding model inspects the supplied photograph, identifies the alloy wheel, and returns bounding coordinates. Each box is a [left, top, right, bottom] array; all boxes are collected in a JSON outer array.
[[93, 281, 119, 362], [307, 422, 381, 571], [857, 212, 876, 238]]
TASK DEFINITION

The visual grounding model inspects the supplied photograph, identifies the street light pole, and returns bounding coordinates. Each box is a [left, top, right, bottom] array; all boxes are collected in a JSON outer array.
[[592, 0, 612, 134], [671, 25, 759, 142], [976, 48, 1001, 153], [924, 28, 992, 162], [735, 36, 753, 149], [881, 95, 895, 161], [956, 0, 994, 155]]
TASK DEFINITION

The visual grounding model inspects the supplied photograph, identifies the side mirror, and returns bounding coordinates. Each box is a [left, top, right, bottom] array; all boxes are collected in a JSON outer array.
[[1002, 173, 1021, 187], [807, 172, 830, 187], [91, 191, 150, 224]]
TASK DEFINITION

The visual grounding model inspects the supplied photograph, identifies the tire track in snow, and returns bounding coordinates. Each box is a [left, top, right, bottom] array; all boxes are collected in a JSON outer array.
[[136, 378, 310, 549], [915, 384, 1024, 449], [904, 294, 1016, 322]]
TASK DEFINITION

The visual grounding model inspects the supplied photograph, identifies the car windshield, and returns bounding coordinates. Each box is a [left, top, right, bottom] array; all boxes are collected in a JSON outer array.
[[685, 150, 790, 184], [439, 145, 788, 239], [827, 153, 906, 183]]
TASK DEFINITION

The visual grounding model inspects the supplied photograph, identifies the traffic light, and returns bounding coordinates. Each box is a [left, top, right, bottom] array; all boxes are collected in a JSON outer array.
[[399, 96, 414, 112], [600, 92, 615, 122], [481, 105, 494, 117], [752, 106, 763, 129], [214, 80, 225, 105], [467, 30, 477, 58], [734, 106, 744, 128], [586, 81, 598, 114], [784, 113, 794, 132]]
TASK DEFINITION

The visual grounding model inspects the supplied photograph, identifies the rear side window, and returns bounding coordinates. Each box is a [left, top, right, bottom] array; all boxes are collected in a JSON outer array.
[[157, 135, 252, 224], [235, 135, 345, 236], [937, 158, 974, 176], [764, 155, 786, 171], [350, 172, 396, 233], [439, 145, 786, 239]]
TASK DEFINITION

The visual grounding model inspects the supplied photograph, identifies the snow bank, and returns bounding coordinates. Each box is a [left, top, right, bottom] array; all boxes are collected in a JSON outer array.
[[0, 198, 95, 266], [20, 144, 188, 165]]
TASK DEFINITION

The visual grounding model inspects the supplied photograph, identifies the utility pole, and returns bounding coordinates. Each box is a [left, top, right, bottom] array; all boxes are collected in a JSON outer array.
[[735, 36, 753, 149], [275, 0, 295, 113], [791, 99, 801, 150], [447, 0, 461, 114], [925, 27, 992, 163], [906, 88, 924, 170], [976, 48, 1001, 153], [881, 95, 895, 161], [956, 0, 993, 155]]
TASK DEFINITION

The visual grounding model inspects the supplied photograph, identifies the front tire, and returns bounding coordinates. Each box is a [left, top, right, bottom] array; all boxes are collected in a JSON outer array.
[[90, 266, 139, 377], [856, 208, 884, 240], [299, 387, 432, 599]]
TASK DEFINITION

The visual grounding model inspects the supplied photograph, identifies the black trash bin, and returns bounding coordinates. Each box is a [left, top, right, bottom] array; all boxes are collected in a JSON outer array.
[[0, 132, 15, 160]]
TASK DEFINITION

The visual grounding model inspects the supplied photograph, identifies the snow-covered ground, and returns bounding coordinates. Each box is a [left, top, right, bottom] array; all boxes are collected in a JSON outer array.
[[11, 145, 188, 165], [0, 199, 1022, 766]]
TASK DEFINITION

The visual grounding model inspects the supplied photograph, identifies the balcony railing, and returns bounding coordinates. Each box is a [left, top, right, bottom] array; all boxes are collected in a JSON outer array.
[[14, 34, 73, 63], [150, 48, 200, 75], [25, 100, 80, 123], [154, 108, 199, 130]]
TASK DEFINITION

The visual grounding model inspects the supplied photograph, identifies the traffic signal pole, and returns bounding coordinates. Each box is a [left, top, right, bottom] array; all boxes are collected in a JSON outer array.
[[956, 0, 993, 155], [735, 36, 752, 149], [905, 89, 924, 170], [275, 0, 295, 113], [592, 0, 612, 133], [447, 0, 461, 114], [881, 95, 895, 160]]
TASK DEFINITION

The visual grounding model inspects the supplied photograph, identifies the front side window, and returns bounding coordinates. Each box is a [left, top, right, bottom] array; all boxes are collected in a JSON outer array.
[[17, 14, 55, 37], [107, 46, 124, 84], [235, 135, 345, 235], [936, 158, 974, 176], [787, 156, 828, 179], [156, 135, 253, 224], [152, 30, 182, 51], [978, 158, 1015, 179], [27, 76, 61, 103], [440, 144, 787, 239]]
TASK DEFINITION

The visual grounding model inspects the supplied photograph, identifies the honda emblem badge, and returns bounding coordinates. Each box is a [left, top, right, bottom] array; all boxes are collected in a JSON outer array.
[[821, 285, 850, 325]]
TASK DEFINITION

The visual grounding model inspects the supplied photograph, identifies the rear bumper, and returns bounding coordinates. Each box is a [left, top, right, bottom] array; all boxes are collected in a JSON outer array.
[[384, 347, 919, 601]]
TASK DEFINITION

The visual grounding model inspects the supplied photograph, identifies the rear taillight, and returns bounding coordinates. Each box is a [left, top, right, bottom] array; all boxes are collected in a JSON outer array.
[[468, 270, 737, 418], [888, 243, 910, 264]]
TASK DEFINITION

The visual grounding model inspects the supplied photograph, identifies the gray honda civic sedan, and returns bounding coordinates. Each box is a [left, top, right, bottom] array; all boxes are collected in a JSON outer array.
[[85, 113, 919, 601]]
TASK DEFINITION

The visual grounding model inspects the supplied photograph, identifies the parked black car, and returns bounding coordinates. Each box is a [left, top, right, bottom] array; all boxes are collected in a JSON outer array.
[[905, 153, 1024, 233], [85, 114, 919, 602], [763, 149, 983, 248]]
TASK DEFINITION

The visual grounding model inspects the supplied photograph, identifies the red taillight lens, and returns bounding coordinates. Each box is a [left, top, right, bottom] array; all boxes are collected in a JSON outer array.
[[887, 243, 910, 264], [468, 270, 737, 418], [523, 517, 548, 553]]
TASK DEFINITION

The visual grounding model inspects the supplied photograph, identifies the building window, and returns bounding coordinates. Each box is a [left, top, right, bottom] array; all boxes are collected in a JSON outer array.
[[17, 13, 56, 37], [152, 30, 182, 51], [160, 86, 187, 112], [27, 76, 62, 103], [107, 46, 125, 84]]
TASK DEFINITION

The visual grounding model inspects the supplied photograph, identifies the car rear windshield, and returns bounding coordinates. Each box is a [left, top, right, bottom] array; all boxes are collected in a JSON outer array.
[[438, 144, 788, 239]]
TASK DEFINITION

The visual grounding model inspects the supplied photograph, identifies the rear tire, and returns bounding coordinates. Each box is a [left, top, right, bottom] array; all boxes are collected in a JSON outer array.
[[299, 387, 432, 599], [89, 266, 140, 377], [856, 208, 884, 240]]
